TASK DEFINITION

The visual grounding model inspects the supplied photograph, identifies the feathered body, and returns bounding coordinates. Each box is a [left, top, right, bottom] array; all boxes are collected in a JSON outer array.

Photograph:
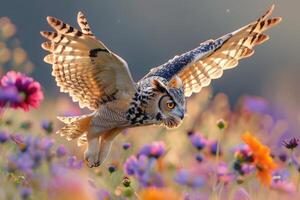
[[41, 5, 281, 167]]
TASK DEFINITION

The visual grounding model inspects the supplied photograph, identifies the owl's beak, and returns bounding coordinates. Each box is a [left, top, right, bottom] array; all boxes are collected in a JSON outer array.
[[179, 111, 185, 120], [174, 107, 185, 120]]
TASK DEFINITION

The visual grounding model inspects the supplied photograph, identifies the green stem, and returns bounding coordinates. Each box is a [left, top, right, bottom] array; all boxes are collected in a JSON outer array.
[[211, 130, 223, 200]]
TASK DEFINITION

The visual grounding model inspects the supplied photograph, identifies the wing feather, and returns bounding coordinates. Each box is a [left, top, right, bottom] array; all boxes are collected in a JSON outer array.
[[41, 12, 136, 110], [143, 5, 281, 97]]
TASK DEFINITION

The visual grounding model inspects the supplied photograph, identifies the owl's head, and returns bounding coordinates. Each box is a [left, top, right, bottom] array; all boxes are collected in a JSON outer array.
[[152, 76, 186, 128]]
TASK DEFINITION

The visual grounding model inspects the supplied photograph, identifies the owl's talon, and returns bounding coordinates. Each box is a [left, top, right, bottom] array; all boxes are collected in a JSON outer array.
[[94, 161, 100, 167], [84, 149, 100, 168]]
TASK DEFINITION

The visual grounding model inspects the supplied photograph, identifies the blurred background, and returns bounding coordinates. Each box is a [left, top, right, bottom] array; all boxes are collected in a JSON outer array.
[[0, 0, 299, 116], [0, 1, 299, 198]]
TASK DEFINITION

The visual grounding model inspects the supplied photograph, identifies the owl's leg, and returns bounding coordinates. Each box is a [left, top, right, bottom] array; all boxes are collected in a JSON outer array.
[[84, 127, 102, 168], [98, 128, 123, 165]]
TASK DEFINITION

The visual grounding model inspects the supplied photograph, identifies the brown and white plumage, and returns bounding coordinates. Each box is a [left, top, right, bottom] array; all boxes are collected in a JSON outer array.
[[41, 13, 136, 110], [145, 4, 281, 97], [180, 5, 281, 96], [41, 5, 281, 167]]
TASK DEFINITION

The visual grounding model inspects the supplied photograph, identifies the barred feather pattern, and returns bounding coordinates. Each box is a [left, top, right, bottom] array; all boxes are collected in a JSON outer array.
[[77, 12, 94, 37], [41, 12, 136, 110], [77, 134, 87, 147], [144, 5, 281, 97], [179, 5, 281, 96], [56, 114, 93, 141]]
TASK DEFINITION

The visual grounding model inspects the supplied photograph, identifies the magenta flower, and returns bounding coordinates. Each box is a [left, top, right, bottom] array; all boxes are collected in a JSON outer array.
[[0, 71, 43, 111], [138, 141, 166, 159]]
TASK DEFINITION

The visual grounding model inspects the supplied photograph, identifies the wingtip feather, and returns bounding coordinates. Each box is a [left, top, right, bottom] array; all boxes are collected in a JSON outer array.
[[44, 54, 53, 64], [40, 31, 47, 38], [77, 11, 84, 18], [41, 42, 49, 51], [46, 16, 55, 24]]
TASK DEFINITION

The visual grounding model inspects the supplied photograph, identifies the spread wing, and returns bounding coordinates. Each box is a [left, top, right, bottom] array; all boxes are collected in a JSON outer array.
[[41, 12, 136, 110], [143, 5, 281, 97]]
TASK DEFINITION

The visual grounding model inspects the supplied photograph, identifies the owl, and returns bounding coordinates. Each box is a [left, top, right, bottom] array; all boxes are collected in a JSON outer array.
[[41, 5, 281, 167]]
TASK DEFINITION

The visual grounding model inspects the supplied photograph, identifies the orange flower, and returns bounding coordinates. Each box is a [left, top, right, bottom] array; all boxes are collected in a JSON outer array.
[[242, 132, 277, 186], [139, 187, 181, 200]]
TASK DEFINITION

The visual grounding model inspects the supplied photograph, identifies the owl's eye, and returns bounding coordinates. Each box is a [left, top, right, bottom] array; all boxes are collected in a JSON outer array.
[[166, 101, 175, 109]]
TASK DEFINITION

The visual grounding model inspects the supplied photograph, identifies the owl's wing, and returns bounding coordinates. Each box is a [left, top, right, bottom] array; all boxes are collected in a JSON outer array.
[[143, 5, 281, 97], [41, 12, 136, 110]]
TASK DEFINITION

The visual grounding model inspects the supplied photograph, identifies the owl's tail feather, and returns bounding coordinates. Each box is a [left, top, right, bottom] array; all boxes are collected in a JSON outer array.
[[56, 114, 93, 143]]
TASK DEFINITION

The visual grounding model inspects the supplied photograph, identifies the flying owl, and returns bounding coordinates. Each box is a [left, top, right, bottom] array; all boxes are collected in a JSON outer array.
[[41, 5, 281, 167]]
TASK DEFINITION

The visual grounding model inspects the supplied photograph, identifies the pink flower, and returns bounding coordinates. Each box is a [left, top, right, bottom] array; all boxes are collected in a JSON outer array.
[[48, 173, 97, 200], [232, 187, 251, 200], [0, 71, 43, 111]]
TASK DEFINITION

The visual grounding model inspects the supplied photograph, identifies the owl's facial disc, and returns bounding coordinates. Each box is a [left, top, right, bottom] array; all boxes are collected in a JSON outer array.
[[158, 95, 185, 128]]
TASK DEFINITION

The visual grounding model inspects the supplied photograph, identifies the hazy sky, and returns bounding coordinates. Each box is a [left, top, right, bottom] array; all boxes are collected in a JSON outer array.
[[1, 0, 299, 102]]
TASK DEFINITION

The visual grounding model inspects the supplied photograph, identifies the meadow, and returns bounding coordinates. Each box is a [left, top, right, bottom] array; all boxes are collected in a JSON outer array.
[[0, 12, 299, 200]]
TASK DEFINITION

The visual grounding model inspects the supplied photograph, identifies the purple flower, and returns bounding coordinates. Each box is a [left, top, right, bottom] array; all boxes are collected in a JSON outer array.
[[123, 155, 164, 187], [282, 137, 299, 150], [6, 135, 58, 176], [8, 153, 34, 175], [56, 145, 67, 157], [272, 169, 290, 182], [0, 131, 9, 143], [140, 172, 164, 187], [278, 153, 287, 162], [241, 96, 269, 114], [0, 86, 22, 106], [195, 154, 203, 162], [29, 137, 54, 159], [174, 169, 204, 188], [123, 142, 132, 150], [67, 156, 84, 169], [233, 144, 253, 163], [271, 170, 296, 194], [20, 187, 32, 200], [217, 162, 235, 184], [41, 120, 53, 134], [210, 142, 222, 156], [138, 141, 166, 159], [189, 134, 207, 150], [124, 155, 141, 175]]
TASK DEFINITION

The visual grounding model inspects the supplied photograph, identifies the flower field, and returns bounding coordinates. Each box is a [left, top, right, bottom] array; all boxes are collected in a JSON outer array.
[[0, 11, 299, 200]]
